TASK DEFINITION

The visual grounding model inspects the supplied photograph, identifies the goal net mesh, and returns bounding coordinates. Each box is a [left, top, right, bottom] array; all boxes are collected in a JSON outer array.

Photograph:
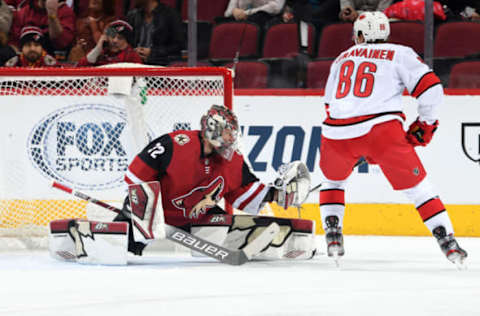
[[0, 66, 232, 243]]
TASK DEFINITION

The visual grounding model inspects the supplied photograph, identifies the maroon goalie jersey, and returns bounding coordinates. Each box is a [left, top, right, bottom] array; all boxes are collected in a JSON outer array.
[[125, 130, 270, 227]]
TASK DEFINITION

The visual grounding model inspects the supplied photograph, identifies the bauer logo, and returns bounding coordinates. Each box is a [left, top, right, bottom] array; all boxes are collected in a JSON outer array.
[[461, 123, 480, 164], [28, 104, 130, 190]]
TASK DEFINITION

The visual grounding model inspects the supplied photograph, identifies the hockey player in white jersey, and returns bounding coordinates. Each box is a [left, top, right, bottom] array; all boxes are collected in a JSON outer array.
[[320, 11, 467, 266]]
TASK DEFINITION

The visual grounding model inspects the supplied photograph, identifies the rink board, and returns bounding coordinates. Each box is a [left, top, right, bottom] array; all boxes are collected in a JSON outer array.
[[2, 200, 479, 237], [270, 203, 480, 236], [1, 93, 479, 236]]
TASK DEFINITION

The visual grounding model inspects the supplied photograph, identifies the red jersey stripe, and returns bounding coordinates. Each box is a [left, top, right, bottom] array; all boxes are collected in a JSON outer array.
[[411, 72, 441, 98], [124, 175, 134, 185], [238, 183, 265, 210], [323, 111, 406, 126], [128, 156, 158, 182]]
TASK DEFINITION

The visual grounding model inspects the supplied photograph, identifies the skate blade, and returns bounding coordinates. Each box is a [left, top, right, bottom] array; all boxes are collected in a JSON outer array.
[[453, 257, 467, 271], [448, 252, 467, 270], [333, 252, 341, 268], [328, 245, 342, 268]]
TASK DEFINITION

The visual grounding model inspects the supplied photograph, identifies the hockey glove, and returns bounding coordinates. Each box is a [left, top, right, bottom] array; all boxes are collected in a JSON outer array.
[[272, 161, 311, 209], [406, 117, 438, 147]]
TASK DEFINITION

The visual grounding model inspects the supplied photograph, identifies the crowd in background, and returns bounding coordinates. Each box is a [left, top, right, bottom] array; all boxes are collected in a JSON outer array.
[[0, 0, 478, 71]]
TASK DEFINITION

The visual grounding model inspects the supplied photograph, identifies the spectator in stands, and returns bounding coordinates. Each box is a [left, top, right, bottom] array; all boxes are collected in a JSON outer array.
[[439, 0, 480, 21], [384, 0, 447, 21], [68, 0, 116, 62], [77, 20, 142, 66], [10, 0, 75, 54], [338, 0, 392, 22], [0, 0, 15, 65], [223, 0, 286, 29], [282, 0, 340, 30], [5, 26, 57, 66], [72, 0, 91, 18], [0, 0, 12, 33], [127, 0, 183, 65], [4, 0, 22, 11]]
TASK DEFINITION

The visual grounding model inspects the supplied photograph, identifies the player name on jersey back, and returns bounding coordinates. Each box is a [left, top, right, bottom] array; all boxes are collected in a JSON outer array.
[[336, 47, 395, 63]]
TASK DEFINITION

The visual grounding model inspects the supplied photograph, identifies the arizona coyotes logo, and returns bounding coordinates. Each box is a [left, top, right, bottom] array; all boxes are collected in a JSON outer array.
[[67, 220, 94, 258], [172, 176, 225, 219]]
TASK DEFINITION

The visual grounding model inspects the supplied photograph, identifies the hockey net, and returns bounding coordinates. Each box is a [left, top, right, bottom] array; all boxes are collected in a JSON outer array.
[[0, 65, 232, 248]]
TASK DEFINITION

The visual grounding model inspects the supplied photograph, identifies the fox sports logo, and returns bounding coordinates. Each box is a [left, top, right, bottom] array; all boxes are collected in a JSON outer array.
[[28, 104, 131, 190]]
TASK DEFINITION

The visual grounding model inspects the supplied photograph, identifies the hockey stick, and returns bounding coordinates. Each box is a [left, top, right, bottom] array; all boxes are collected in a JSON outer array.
[[51, 181, 279, 266], [231, 22, 249, 76]]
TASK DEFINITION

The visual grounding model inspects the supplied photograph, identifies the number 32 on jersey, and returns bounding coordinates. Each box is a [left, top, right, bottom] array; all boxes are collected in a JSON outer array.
[[336, 61, 377, 99]]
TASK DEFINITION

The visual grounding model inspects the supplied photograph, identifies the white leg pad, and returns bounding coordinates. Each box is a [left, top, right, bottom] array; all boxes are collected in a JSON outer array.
[[255, 231, 316, 260], [49, 219, 129, 265], [223, 219, 316, 260], [190, 226, 229, 257]]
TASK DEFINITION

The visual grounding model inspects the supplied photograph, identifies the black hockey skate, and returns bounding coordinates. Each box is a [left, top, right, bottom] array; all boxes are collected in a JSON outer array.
[[432, 226, 467, 268], [325, 216, 344, 266]]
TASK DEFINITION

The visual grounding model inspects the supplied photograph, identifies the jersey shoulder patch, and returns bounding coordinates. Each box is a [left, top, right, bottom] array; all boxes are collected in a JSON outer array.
[[173, 133, 190, 145]]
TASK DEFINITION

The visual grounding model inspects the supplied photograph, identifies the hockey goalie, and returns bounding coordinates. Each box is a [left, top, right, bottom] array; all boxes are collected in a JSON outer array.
[[49, 105, 315, 265]]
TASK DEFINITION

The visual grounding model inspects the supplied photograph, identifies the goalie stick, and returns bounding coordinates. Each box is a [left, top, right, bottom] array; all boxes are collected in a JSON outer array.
[[51, 181, 279, 266]]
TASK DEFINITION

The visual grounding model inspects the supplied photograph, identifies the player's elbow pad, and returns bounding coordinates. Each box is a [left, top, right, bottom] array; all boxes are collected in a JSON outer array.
[[417, 84, 444, 123]]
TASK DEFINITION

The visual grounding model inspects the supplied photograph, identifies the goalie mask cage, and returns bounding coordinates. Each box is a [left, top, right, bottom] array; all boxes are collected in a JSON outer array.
[[0, 66, 233, 247]]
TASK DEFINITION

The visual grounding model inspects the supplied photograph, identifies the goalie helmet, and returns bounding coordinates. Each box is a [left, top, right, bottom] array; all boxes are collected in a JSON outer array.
[[200, 105, 239, 161], [353, 11, 390, 44]]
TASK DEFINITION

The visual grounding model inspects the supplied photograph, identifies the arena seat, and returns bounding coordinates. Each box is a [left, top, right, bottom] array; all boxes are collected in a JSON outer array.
[[225, 61, 269, 89], [306, 60, 333, 89], [448, 61, 480, 88], [434, 22, 480, 57], [182, 0, 229, 22], [317, 23, 354, 58], [389, 22, 424, 55], [209, 22, 260, 60], [262, 23, 299, 58]]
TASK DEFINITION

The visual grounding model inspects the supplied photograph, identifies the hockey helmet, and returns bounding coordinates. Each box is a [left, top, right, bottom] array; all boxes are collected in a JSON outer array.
[[200, 105, 239, 161], [353, 11, 390, 44]]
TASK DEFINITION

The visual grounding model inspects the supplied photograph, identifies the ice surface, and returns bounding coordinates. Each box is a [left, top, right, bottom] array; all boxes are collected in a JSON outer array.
[[1, 236, 479, 316]]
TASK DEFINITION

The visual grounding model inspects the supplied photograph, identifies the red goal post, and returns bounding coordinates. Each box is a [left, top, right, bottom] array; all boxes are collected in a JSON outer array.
[[0, 66, 233, 243]]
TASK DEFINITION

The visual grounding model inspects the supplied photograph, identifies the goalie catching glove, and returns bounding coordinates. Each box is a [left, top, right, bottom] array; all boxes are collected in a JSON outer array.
[[272, 161, 311, 209], [406, 117, 438, 147]]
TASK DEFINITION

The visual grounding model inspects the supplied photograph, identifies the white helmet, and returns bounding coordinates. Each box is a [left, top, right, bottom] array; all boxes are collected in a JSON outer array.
[[353, 11, 390, 44]]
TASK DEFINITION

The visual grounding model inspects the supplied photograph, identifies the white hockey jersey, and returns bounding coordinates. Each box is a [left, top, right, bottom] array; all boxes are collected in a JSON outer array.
[[322, 43, 443, 139]]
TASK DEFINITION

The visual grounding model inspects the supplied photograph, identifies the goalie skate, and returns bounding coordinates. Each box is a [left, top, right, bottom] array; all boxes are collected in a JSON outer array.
[[432, 226, 467, 269], [324, 216, 344, 267]]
